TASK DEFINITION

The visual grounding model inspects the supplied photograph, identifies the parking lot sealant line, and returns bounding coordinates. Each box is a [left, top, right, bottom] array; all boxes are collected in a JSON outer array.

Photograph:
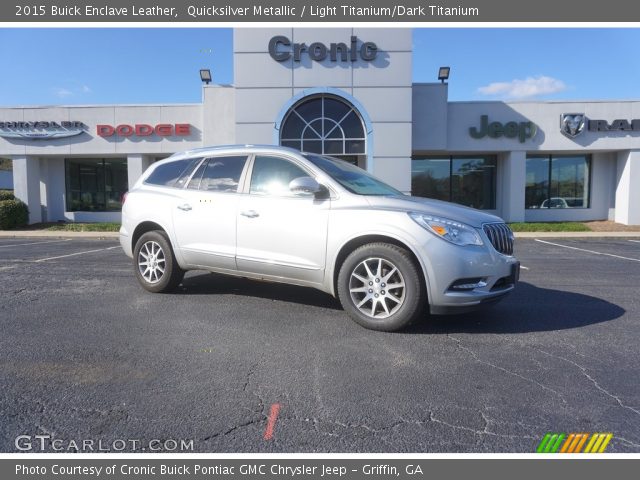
[[0, 239, 72, 248], [33, 246, 120, 262], [534, 239, 640, 262], [263, 403, 281, 441]]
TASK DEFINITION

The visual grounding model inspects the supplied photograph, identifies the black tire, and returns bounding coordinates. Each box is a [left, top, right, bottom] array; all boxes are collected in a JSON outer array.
[[133, 231, 184, 293], [337, 242, 425, 332]]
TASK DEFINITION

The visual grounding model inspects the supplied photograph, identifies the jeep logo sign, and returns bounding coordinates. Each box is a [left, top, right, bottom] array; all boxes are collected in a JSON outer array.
[[268, 35, 377, 62], [469, 115, 538, 143]]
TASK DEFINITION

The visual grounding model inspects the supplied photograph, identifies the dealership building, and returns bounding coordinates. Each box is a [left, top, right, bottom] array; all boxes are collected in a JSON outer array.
[[1, 28, 639, 225]]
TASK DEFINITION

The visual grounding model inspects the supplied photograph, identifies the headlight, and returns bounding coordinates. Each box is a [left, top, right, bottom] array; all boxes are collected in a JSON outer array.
[[409, 213, 483, 246]]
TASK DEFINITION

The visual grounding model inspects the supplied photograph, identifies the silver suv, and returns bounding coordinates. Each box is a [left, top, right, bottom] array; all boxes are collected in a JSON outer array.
[[120, 145, 519, 331]]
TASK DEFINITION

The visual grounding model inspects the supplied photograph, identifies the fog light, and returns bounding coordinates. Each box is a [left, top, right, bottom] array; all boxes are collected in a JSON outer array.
[[449, 278, 487, 291]]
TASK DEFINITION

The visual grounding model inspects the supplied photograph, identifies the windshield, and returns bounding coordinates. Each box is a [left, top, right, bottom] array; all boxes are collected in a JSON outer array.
[[304, 154, 402, 196]]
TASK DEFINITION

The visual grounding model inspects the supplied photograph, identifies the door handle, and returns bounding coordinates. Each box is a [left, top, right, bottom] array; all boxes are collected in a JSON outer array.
[[240, 210, 259, 218], [177, 203, 192, 211]]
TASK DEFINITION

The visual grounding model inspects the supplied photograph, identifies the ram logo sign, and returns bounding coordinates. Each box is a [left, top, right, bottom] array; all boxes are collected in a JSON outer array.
[[560, 113, 587, 138]]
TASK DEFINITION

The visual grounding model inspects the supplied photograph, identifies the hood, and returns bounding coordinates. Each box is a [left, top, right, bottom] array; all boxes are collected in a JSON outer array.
[[364, 195, 505, 228]]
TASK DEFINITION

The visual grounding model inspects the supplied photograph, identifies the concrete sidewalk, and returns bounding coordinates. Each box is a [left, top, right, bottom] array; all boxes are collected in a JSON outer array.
[[1, 230, 639, 239], [514, 231, 640, 238]]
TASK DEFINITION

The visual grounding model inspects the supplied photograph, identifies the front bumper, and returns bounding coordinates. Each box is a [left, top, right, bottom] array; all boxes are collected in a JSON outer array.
[[416, 234, 520, 314]]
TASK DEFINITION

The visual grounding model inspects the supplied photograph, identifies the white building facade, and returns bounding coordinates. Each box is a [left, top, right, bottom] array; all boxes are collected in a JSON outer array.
[[1, 28, 639, 225]]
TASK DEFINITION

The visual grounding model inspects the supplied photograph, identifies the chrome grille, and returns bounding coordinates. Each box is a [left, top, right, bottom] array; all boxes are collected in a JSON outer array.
[[483, 223, 514, 256]]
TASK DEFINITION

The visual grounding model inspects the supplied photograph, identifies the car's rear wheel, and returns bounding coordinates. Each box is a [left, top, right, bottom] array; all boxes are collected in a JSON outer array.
[[133, 231, 184, 293], [337, 243, 425, 332]]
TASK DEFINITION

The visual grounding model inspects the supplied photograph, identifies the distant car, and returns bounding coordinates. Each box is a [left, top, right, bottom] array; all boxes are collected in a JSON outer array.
[[120, 145, 519, 331], [540, 197, 569, 208]]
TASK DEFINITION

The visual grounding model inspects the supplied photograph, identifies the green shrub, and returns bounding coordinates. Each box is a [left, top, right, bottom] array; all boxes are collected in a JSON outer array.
[[0, 199, 29, 230], [0, 190, 14, 201]]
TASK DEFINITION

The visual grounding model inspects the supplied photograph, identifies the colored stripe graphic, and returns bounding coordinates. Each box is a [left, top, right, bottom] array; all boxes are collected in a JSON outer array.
[[537, 433, 613, 453], [537, 433, 565, 453]]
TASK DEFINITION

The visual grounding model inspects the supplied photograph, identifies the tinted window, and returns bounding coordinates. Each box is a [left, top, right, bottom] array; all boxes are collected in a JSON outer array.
[[526, 155, 590, 209], [196, 156, 248, 192], [145, 158, 197, 187], [186, 161, 207, 190], [411, 155, 497, 209], [174, 157, 203, 189], [250, 156, 308, 196], [65, 158, 127, 212]]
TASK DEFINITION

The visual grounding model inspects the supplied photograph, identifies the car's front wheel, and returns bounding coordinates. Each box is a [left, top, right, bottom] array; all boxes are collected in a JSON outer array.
[[133, 231, 184, 293], [337, 243, 425, 332]]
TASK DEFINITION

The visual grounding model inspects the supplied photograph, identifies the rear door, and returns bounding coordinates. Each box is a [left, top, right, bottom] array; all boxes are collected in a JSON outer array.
[[172, 154, 250, 270]]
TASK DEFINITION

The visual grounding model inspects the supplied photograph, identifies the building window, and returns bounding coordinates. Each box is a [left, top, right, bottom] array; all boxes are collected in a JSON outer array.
[[65, 158, 128, 212], [411, 155, 497, 210], [280, 94, 366, 166], [526, 155, 591, 209]]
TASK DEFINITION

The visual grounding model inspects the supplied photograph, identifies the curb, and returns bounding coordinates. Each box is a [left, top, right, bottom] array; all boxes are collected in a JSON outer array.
[[514, 231, 640, 238], [0, 231, 119, 239]]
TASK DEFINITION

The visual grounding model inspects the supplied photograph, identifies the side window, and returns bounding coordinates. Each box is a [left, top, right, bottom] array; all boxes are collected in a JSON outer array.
[[174, 157, 203, 189], [186, 161, 207, 190], [190, 156, 248, 193], [249, 156, 309, 196], [145, 158, 199, 187]]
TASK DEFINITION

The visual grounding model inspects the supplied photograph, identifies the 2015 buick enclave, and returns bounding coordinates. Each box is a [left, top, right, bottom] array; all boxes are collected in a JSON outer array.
[[120, 145, 519, 331]]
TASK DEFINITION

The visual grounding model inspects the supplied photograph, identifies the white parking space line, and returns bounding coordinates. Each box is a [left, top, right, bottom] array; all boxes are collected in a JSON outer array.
[[520, 266, 530, 270], [535, 239, 640, 263], [33, 246, 120, 263], [629, 240, 640, 243], [0, 239, 72, 248]]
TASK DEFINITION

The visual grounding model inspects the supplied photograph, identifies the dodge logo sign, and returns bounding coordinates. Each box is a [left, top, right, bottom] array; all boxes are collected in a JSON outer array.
[[560, 114, 586, 138]]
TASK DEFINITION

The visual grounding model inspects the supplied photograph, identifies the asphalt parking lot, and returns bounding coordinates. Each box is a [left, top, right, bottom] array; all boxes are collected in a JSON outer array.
[[1, 236, 639, 453]]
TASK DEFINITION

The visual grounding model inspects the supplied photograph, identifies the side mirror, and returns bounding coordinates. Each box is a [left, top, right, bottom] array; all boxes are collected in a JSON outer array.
[[289, 176, 321, 196]]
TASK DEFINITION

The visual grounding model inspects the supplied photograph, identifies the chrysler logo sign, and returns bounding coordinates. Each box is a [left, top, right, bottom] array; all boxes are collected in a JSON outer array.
[[0, 121, 86, 140], [561, 113, 640, 138]]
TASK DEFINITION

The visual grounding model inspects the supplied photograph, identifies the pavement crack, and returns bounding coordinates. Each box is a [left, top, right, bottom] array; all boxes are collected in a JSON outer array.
[[615, 436, 640, 448], [200, 418, 264, 442], [242, 361, 266, 416], [533, 347, 640, 418], [425, 411, 537, 440], [446, 334, 567, 404]]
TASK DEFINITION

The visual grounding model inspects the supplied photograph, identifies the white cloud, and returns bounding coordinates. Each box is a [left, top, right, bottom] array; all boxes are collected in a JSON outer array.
[[52, 84, 92, 99], [477, 75, 567, 99], [54, 88, 73, 98]]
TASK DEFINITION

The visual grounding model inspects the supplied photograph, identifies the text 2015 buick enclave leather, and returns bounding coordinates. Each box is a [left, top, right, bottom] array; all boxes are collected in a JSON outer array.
[[120, 145, 519, 331]]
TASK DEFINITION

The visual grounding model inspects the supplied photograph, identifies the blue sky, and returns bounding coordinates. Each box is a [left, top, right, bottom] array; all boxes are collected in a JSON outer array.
[[0, 28, 639, 105]]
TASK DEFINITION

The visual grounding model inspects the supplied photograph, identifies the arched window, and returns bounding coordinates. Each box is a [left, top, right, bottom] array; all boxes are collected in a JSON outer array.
[[280, 95, 366, 164]]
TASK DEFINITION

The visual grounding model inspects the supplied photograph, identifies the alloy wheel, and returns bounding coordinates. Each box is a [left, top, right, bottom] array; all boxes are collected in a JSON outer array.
[[348, 257, 406, 319], [137, 240, 166, 284]]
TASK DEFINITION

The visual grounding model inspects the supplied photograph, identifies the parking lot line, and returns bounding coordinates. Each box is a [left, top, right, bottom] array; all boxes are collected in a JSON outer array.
[[33, 246, 120, 263], [0, 239, 72, 248], [535, 239, 640, 262], [629, 240, 640, 244]]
